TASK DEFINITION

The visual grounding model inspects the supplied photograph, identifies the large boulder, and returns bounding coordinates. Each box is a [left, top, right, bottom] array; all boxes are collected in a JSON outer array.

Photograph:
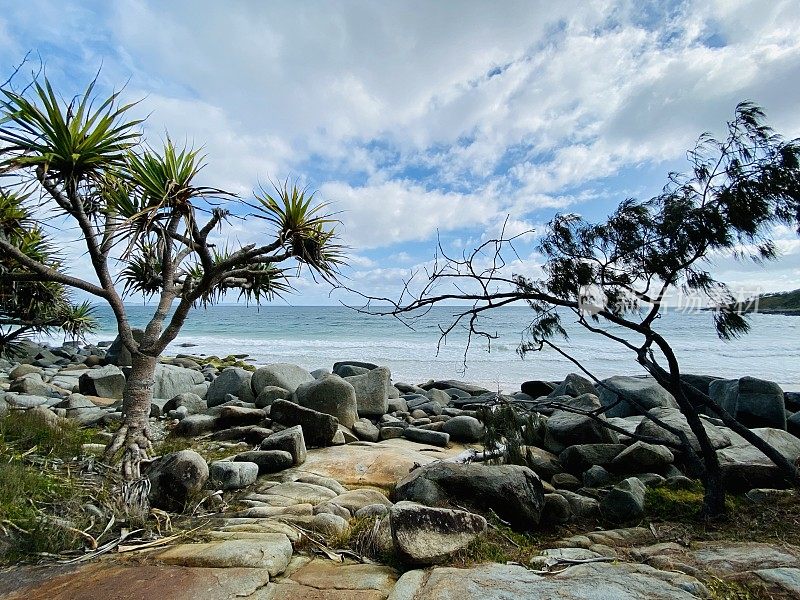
[[206, 367, 253, 407], [269, 399, 339, 447], [259, 425, 307, 465], [153, 364, 206, 400], [104, 328, 144, 367], [145, 450, 209, 511], [611, 441, 674, 473], [78, 365, 126, 399], [441, 415, 485, 442], [600, 477, 646, 524], [559, 443, 626, 474], [717, 427, 800, 491], [544, 394, 619, 454], [389, 501, 487, 565], [710, 376, 786, 430], [163, 392, 206, 415], [210, 460, 258, 490], [597, 375, 678, 418], [295, 374, 358, 428], [548, 373, 596, 398], [421, 380, 492, 396], [393, 462, 544, 530], [344, 366, 391, 417], [635, 407, 731, 452], [251, 363, 314, 395]]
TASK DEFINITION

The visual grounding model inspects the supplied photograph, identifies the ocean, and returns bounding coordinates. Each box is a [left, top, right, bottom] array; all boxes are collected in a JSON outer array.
[[64, 304, 800, 393]]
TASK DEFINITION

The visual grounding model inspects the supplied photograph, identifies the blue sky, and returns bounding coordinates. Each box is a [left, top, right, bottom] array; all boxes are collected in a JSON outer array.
[[2, 0, 800, 305]]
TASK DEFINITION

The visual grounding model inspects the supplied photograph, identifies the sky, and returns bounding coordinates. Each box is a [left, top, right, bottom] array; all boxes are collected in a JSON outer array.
[[2, 0, 800, 305]]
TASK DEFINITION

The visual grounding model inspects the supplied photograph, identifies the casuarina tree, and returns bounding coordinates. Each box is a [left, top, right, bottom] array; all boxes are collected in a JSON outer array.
[[351, 102, 800, 517], [0, 77, 344, 480]]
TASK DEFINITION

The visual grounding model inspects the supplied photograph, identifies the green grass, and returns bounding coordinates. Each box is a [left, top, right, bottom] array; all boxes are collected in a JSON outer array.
[[0, 410, 96, 459], [644, 483, 741, 522], [705, 576, 774, 600]]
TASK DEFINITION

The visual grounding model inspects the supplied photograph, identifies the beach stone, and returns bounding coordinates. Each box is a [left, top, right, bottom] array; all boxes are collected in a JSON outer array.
[[425, 388, 451, 405], [612, 441, 674, 473], [254, 385, 291, 408], [78, 365, 125, 399], [9, 364, 42, 379], [265, 481, 338, 505], [314, 501, 352, 520], [421, 380, 491, 396], [717, 427, 800, 491], [549, 373, 596, 398], [163, 392, 206, 415], [153, 364, 205, 400], [157, 535, 292, 576], [544, 394, 619, 453], [394, 462, 544, 529], [635, 407, 731, 452], [206, 367, 253, 407], [380, 426, 405, 440], [295, 374, 358, 428], [441, 415, 484, 442], [335, 364, 370, 377], [681, 374, 720, 396], [755, 567, 800, 595], [559, 443, 626, 474], [600, 477, 646, 524], [311, 512, 349, 537], [173, 414, 217, 436], [10, 373, 53, 396], [310, 368, 330, 379], [251, 363, 314, 395], [517, 446, 563, 479], [555, 490, 600, 519], [145, 450, 209, 511], [521, 380, 556, 398], [583, 465, 612, 487], [353, 418, 380, 442], [389, 561, 707, 599], [403, 427, 449, 447], [345, 366, 391, 417], [5, 393, 51, 408], [234, 450, 294, 474], [269, 398, 338, 446], [331, 488, 393, 513], [210, 460, 259, 489], [356, 503, 390, 518], [597, 375, 678, 418], [541, 492, 571, 523], [333, 360, 379, 373], [710, 376, 786, 430], [215, 406, 265, 428], [390, 501, 487, 565], [294, 473, 347, 495], [259, 425, 307, 465]]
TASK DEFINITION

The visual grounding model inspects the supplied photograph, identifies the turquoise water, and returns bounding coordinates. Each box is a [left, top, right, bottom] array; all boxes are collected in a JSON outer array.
[[66, 304, 800, 392]]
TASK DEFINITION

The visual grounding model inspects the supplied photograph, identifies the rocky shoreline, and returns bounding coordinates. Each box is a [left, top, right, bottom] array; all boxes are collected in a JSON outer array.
[[2, 338, 800, 598]]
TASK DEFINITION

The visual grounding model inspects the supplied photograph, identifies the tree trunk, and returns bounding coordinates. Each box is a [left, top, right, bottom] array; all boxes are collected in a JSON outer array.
[[104, 352, 156, 480]]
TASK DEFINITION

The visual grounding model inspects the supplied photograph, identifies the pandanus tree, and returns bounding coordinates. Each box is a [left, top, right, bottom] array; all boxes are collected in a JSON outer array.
[[353, 103, 800, 517], [0, 78, 344, 480], [0, 190, 96, 354]]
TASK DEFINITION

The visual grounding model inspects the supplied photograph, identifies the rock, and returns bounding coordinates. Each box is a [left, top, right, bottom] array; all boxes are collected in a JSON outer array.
[[333, 360, 379, 373], [210, 425, 273, 444], [555, 490, 600, 518], [597, 375, 678, 418], [559, 444, 626, 474], [551, 472, 581, 490], [262, 481, 338, 505], [755, 567, 800, 595], [9, 364, 43, 379], [388, 397, 408, 413], [104, 328, 144, 367], [335, 364, 370, 377], [314, 501, 352, 520], [521, 380, 556, 398], [174, 414, 217, 436], [254, 385, 291, 408], [380, 426, 406, 440], [78, 365, 125, 399], [259, 425, 307, 465], [544, 394, 619, 453], [441, 415, 484, 442], [786, 392, 800, 412], [710, 376, 786, 430], [10, 373, 53, 396], [517, 446, 563, 479], [356, 503, 390, 518], [389, 561, 707, 599], [717, 427, 800, 491], [353, 418, 380, 442], [163, 392, 206, 415], [210, 460, 259, 489], [153, 364, 206, 400], [234, 450, 294, 474], [681, 374, 720, 396], [251, 363, 314, 395], [389, 501, 487, 565], [548, 373, 596, 398], [344, 366, 391, 417], [295, 374, 358, 428], [421, 380, 491, 396], [5, 393, 51, 408], [600, 477, 646, 524], [331, 488, 393, 513], [635, 407, 731, 452], [206, 368, 253, 407], [311, 512, 349, 537], [269, 398, 339, 446], [424, 388, 451, 405], [541, 493, 571, 523], [310, 368, 330, 379], [294, 473, 347, 495], [146, 450, 209, 511], [215, 406, 266, 428], [403, 427, 449, 447], [611, 441, 674, 473], [394, 462, 544, 530], [788, 411, 800, 437], [157, 535, 293, 576], [583, 465, 612, 487]]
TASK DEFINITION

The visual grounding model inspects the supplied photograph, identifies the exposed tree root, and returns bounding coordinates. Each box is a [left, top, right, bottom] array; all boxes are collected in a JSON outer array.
[[103, 420, 154, 481]]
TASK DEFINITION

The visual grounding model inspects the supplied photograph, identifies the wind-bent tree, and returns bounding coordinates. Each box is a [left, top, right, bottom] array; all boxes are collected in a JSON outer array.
[[0, 190, 95, 354], [352, 103, 800, 517], [0, 78, 343, 479]]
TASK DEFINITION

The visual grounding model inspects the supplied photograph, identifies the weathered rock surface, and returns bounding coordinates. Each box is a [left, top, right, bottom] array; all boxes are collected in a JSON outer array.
[[717, 427, 800, 490], [544, 394, 619, 453], [635, 407, 731, 452], [270, 398, 339, 446], [710, 376, 786, 430], [598, 375, 678, 418], [78, 365, 125, 399], [345, 366, 391, 417], [251, 363, 314, 395], [600, 477, 647, 524], [145, 450, 209, 511], [259, 425, 307, 465], [295, 374, 359, 429], [210, 460, 259, 490], [157, 535, 292, 576], [152, 364, 205, 400], [206, 367, 253, 407]]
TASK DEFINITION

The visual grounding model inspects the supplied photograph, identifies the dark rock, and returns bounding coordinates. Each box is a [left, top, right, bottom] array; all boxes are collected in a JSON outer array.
[[559, 444, 626, 474], [174, 414, 217, 436], [78, 365, 126, 399], [544, 394, 619, 453], [403, 427, 449, 447], [551, 472, 581, 490], [611, 441, 674, 474], [681, 374, 720, 397], [394, 462, 544, 530], [517, 446, 563, 479], [104, 328, 144, 367], [332, 360, 379, 373], [215, 406, 266, 429], [597, 375, 678, 418], [583, 465, 613, 488], [785, 392, 800, 413], [335, 364, 370, 378], [259, 425, 306, 465], [441, 415, 484, 442], [548, 373, 595, 398], [600, 477, 646, 524], [210, 460, 258, 490], [254, 385, 291, 408], [710, 377, 786, 430], [295, 374, 358, 428], [635, 407, 731, 452], [145, 450, 208, 511], [421, 380, 492, 396], [541, 493, 571, 523], [209, 426, 274, 444], [234, 450, 294, 474], [269, 398, 338, 447], [521, 380, 557, 398]]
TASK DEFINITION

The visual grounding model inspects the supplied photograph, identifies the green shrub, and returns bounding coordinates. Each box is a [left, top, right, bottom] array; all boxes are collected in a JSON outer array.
[[0, 410, 93, 459]]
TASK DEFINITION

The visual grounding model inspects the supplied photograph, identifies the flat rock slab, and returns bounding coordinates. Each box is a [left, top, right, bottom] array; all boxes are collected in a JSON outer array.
[[287, 559, 398, 595], [156, 535, 292, 576], [0, 564, 271, 600], [388, 562, 707, 599], [652, 541, 800, 576], [282, 438, 468, 489], [755, 567, 800, 595]]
